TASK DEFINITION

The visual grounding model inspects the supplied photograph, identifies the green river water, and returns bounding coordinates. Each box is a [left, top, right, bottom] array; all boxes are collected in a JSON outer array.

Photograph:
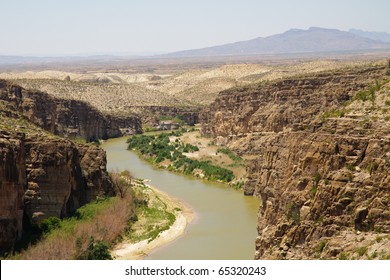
[[101, 137, 260, 260]]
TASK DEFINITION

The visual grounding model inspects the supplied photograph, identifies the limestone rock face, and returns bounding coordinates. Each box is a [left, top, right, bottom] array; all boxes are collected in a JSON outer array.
[[23, 136, 86, 221], [0, 80, 120, 253], [0, 132, 26, 253], [201, 63, 390, 259], [78, 144, 115, 202], [0, 132, 115, 252], [247, 131, 390, 259], [201, 66, 384, 137], [0, 80, 142, 141]]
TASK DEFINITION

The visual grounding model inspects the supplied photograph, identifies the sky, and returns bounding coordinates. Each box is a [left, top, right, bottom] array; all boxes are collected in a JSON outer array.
[[0, 0, 390, 56]]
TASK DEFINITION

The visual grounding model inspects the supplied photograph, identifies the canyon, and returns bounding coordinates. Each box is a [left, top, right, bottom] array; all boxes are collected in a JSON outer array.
[[200, 61, 390, 259], [0, 80, 142, 140], [1, 58, 390, 260], [0, 80, 126, 254]]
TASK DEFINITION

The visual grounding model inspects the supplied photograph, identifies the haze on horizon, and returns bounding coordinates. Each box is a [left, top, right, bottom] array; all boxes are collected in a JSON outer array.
[[1, 0, 390, 56]]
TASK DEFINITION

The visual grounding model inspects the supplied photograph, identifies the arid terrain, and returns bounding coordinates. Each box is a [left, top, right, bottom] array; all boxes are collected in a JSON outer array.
[[0, 59, 379, 118], [201, 59, 390, 259], [1, 54, 390, 260]]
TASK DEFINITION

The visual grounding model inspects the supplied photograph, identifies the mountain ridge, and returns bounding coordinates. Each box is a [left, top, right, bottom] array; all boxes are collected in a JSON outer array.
[[165, 27, 390, 58], [349, 28, 390, 43]]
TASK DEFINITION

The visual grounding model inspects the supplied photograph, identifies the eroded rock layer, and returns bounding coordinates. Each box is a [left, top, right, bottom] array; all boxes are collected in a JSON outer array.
[[0, 129, 116, 253], [0, 80, 121, 252], [201, 63, 390, 259], [0, 80, 142, 141], [0, 132, 25, 252]]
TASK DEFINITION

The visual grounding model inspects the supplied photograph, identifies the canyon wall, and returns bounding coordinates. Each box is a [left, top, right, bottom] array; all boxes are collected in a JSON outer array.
[[201, 63, 390, 259], [201, 66, 383, 137], [0, 130, 116, 253], [0, 80, 142, 141], [0, 132, 25, 253], [0, 80, 121, 253]]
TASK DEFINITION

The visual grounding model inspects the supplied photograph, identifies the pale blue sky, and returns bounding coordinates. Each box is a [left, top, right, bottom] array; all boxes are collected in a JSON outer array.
[[0, 0, 389, 56]]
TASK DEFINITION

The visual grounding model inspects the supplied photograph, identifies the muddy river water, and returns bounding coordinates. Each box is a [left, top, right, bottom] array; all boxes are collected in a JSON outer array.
[[102, 137, 259, 260]]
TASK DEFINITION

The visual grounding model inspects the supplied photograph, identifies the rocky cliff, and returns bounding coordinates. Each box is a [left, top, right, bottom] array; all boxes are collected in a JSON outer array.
[[23, 134, 116, 221], [0, 80, 142, 141], [0, 126, 116, 253], [201, 62, 390, 259], [0, 81, 119, 253], [201, 66, 384, 137], [0, 132, 25, 253]]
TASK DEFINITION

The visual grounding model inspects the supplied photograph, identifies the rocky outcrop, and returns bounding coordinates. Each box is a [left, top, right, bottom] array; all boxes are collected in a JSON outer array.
[[0, 131, 25, 253], [78, 144, 115, 202], [201, 63, 390, 259], [245, 130, 390, 259], [0, 130, 116, 253], [0, 80, 142, 141], [0, 80, 123, 254], [201, 66, 385, 137], [23, 135, 85, 221]]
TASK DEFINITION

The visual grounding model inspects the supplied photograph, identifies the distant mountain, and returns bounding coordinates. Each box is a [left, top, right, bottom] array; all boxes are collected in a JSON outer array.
[[349, 28, 390, 43], [166, 27, 390, 58]]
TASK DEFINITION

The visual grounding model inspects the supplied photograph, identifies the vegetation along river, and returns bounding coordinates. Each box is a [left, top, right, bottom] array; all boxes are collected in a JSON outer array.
[[102, 137, 260, 260]]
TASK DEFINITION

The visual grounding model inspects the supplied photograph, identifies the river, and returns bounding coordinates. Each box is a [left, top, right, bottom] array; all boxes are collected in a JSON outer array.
[[101, 137, 260, 260]]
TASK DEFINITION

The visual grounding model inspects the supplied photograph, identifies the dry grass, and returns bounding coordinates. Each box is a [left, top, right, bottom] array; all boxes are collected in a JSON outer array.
[[17, 175, 135, 260]]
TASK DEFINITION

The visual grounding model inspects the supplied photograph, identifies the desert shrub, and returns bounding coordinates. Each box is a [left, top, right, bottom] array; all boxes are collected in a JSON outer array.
[[76, 237, 112, 260], [173, 157, 234, 182], [217, 148, 243, 162], [286, 202, 300, 225], [40, 217, 61, 234], [322, 108, 347, 119], [183, 143, 199, 152], [356, 247, 368, 257], [17, 193, 134, 259], [127, 134, 234, 183], [339, 252, 350, 260], [354, 80, 383, 103], [317, 240, 328, 253]]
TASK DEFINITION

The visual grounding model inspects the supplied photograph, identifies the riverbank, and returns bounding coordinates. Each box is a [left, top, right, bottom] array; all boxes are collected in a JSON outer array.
[[111, 184, 195, 260], [102, 136, 260, 259], [126, 130, 246, 188]]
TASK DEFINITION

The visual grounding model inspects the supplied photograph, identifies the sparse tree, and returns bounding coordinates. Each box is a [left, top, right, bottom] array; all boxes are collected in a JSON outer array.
[[110, 169, 133, 198]]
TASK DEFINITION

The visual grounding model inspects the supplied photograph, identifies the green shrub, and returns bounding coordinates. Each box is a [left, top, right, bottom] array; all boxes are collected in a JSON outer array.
[[183, 143, 199, 152], [76, 237, 112, 260], [317, 240, 328, 253], [286, 202, 300, 225], [127, 134, 234, 183], [346, 163, 355, 171], [339, 252, 350, 260], [354, 81, 383, 103], [322, 108, 348, 119], [217, 148, 243, 162], [356, 247, 368, 257], [40, 217, 62, 234], [313, 172, 321, 188]]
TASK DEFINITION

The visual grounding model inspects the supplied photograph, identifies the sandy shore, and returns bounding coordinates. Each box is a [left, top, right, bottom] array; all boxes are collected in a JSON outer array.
[[111, 185, 195, 260]]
